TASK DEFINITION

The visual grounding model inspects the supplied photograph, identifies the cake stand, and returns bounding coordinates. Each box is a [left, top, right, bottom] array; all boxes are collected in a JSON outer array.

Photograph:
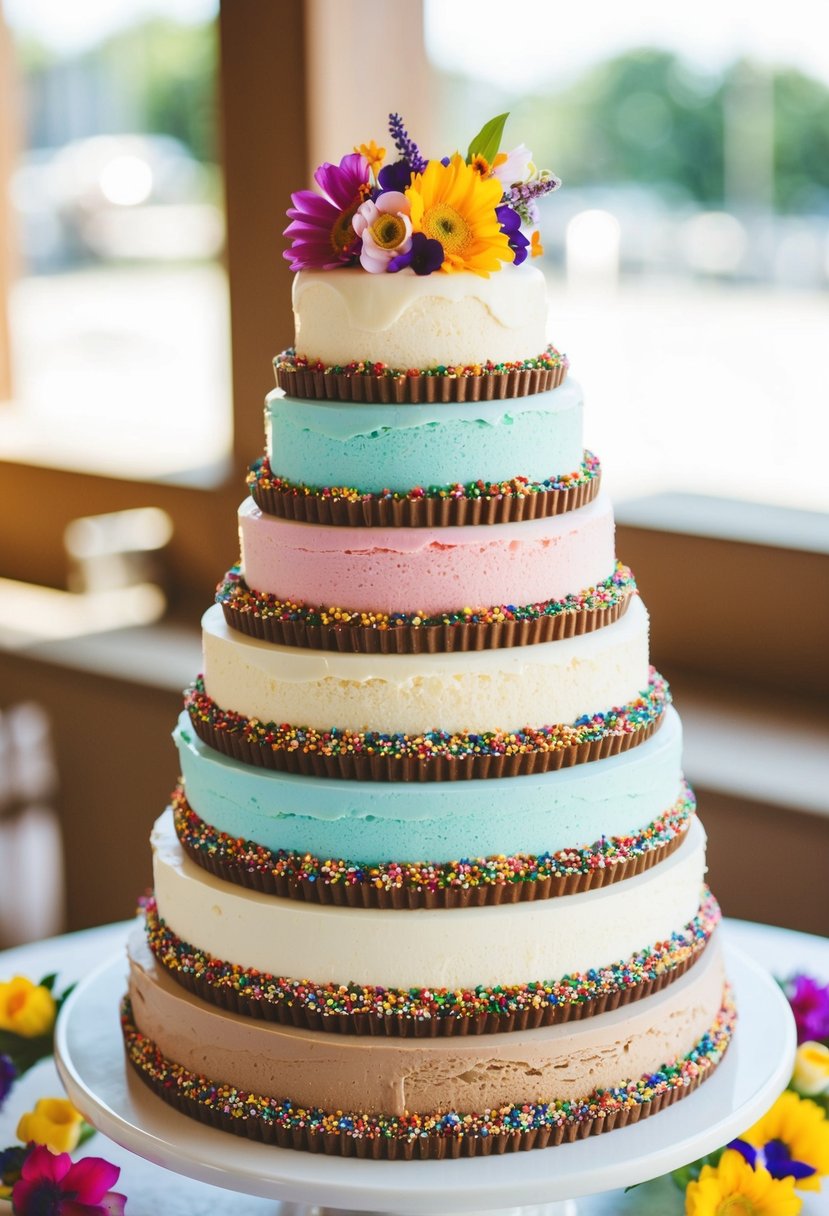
[[55, 943, 795, 1216]]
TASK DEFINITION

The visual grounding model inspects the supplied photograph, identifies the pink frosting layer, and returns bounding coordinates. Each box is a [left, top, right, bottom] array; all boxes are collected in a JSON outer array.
[[238, 494, 616, 615]]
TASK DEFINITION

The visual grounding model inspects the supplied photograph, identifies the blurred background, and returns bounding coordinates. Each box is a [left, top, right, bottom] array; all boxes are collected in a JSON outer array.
[[0, 0, 826, 946]]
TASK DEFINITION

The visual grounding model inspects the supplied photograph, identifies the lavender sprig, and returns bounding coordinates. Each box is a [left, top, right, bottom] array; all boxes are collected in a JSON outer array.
[[388, 113, 427, 174], [506, 173, 561, 226]]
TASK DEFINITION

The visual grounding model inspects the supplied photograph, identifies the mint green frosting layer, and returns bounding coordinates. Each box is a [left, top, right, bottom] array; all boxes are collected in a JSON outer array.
[[173, 708, 683, 864], [264, 380, 583, 494]]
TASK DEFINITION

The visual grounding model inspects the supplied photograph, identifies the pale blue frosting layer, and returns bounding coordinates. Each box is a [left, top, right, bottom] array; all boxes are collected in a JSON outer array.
[[264, 380, 584, 494], [173, 707, 683, 863]]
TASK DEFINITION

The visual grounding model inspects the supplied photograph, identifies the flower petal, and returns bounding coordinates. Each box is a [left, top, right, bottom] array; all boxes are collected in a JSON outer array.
[[64, 1157, 121, 1204], [21, 1144, 72, 1183]]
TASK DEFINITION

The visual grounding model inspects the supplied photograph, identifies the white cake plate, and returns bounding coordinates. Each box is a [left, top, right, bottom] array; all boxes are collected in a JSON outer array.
[[55, 943, 794, 1216]]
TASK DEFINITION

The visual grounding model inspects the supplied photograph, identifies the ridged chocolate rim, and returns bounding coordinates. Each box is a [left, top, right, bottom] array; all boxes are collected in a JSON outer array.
[[248, 455, 601, 528], [184, 670, 669, 783], [273, 346, 568, 404], [144, 894, 719, 1037], [216, 565, 636, 655], [121, 990, 734, 1157], [173, 784, 695, 909]]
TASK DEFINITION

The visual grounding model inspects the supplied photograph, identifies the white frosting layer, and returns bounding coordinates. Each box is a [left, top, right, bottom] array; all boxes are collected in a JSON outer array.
[[292, 265, 549, 367], [151, 809, 707, 990], [201, 596, 651, 735]]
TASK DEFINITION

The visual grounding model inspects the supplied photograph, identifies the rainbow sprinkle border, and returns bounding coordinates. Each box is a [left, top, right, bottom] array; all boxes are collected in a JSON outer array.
[[121, 986, 735, 1156], [172, 781, 695, 908], [184, 667, 670, 782], [145, 890, 719, 1036], [248, 450, 600, 509], [274, 344, 568, 383], [215, 562, 636, 650]]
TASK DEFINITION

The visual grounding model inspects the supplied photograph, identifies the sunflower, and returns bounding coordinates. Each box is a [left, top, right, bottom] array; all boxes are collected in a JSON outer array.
[[405, 153, 512, 276], [733, 1090, 829, 1192], [685, 1149, 802, 1215]]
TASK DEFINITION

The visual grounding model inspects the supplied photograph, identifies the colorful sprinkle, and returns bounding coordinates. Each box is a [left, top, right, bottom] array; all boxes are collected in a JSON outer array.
[[247, 450, 599, 507], [144, 890, 719, 1025], [274, 343, 568, 384], [121, 987, 735, 1143], [172, 781, 695, 895], [184, 668, 670, 764], [216, 562, 635, 634]]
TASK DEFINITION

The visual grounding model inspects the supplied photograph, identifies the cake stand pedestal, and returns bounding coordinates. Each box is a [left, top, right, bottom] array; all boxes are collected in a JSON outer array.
[[55, 944, 795, 1216]]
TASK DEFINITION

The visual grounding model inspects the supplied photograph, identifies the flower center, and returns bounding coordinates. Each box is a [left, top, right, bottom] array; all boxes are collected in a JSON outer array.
[[7, 991, 27, 1016], [330, 206, 359, 255], [369, 214, 407, 249], [421, 203, 471, 254], [716, 1199, 758, 1216], [27, 1179, 65, 1216]]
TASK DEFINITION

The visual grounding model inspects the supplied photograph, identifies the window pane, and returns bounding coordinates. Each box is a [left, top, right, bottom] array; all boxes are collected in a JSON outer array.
[[425, 0, 829, 513], [1, 0, 231, 483]]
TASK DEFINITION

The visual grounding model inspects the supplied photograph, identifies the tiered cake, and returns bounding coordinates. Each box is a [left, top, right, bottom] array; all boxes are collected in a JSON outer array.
[[121, 115, 734, 1159]]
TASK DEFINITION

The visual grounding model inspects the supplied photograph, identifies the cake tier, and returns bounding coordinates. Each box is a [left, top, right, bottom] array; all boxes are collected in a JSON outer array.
[[237, 492, 616, 617], [173, 703, 684, 865], [292, 264, 549, 369], [199, 595, 651, 737], [150, 809, 706, 992], [127, 926, 725, 1118], [264, 378, 583, 497]]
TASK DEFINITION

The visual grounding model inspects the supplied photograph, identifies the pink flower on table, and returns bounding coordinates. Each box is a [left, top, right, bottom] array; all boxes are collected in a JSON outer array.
[[352, 191, 412, 272], [12, 1144, 126, 1215], [283, 153, 370, 271]]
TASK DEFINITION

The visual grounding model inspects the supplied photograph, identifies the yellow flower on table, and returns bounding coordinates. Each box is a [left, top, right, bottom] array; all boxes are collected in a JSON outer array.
[[405, 154, 512, 276], [739, 1089, 829, 1191], [685, 1148, 802, 1215], [0, 976, 56, 1038], [17, 1097, 84, 1154], [793, 1042, 829, 1097]]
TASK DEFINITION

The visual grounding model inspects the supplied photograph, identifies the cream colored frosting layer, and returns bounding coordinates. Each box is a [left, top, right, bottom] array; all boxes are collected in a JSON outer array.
[[151, 808, 706, 990], [201, 595, 651, 735], [238, 492, 617, 616], [292, 265, 549, 367], [129, 928, 724, 1117]]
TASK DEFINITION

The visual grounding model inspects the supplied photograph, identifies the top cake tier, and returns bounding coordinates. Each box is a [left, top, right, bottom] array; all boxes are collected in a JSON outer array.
[[275, 267, 567, 405]]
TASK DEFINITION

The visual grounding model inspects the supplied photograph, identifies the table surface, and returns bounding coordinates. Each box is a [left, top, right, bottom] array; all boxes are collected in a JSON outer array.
[[1, 918, 827, 1215]]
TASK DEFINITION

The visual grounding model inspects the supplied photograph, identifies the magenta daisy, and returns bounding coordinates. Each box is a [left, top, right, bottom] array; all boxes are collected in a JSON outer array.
[[12, 1144, 126, 1215], [283, 153, 370, 271]]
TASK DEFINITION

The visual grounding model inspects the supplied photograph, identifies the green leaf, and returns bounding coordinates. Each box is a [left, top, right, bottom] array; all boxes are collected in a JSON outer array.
[[467, 113, 509, 165], [39, 973, 58, 993], [0, 1029, 54, 1077]]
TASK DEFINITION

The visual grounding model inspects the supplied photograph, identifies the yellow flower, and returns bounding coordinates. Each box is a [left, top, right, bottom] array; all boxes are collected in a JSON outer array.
[[354, 140, 385, 178], [793, 1042, 829, 1097], [17, 1097, 84, 1154], [739, 1090, 829, 1191], [531, 230, 544, 258], [0, 976, 56, 1038], [685, 1149, 802, 1215], [405, 153, 512, 277]]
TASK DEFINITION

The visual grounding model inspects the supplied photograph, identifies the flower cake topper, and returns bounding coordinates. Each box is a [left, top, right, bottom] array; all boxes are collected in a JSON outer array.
[[284, 112, 560, 277]]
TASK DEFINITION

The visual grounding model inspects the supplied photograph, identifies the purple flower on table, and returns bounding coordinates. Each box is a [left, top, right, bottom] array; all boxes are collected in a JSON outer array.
[[387, 231, 444, 276], [496, 204, 530, 266], [283, 152, 370, 271], [12, 1144, 126, 1215], [0, 1053, 16, 1109], [786, 975, 829, 1044]]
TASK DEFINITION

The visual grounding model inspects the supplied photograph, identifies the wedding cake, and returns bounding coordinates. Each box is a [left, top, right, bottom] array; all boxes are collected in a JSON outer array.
[[121, 113, 734, 1159]]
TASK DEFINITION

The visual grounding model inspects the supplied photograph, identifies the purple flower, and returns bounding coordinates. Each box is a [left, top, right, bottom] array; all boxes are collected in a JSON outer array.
[[12, 1144, 126, 1215], [1, 1144, 30, 1191], [0, 1053, 16, 1109], [283, 153, 369, 271], [786, 975, 829, 1044], [729, 1137, 817, 1184], [388, 113, 426, 174], [496, 204, 530, 266], [377, 159, 412, 194], [388, 231, 444, 275]]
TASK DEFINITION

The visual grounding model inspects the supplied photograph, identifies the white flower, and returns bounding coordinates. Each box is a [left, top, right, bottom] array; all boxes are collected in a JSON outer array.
[[493, 143, 535, 188], [793, 1041, 829, 1096], [353, 191, 412, 273]]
